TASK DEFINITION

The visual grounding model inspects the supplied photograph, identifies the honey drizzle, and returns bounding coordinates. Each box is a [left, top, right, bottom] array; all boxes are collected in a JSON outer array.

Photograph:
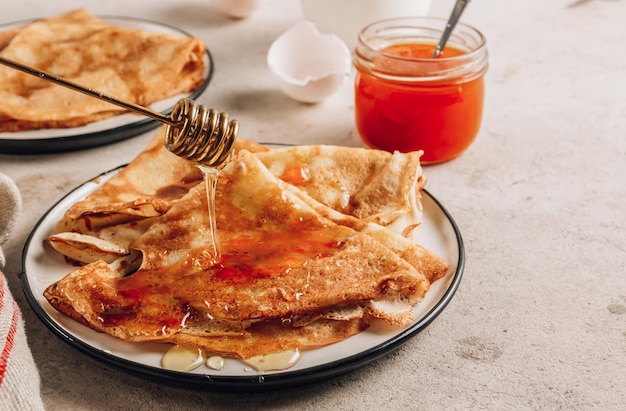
[[199, 165, 221, 258]]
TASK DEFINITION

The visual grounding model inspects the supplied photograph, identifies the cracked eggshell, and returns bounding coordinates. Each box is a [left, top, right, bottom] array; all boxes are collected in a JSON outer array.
[[267, 21, 351, 103]]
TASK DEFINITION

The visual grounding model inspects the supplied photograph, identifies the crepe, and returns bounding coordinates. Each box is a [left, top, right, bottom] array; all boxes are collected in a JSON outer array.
[[44, 124, 450, 359], [255, 145, 425, 236], [286, 186, 448, 284], [54, 130, 271, 236], [0, 9, 206, 131], [51, 128, 429, 266], [54, 129, 202, 237], [45, 150, 436, 358], [50, 129, 269, 263]]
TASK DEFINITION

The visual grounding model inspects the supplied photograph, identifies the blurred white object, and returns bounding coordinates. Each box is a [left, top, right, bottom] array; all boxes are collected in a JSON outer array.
[[300, 0, 432, 50], [267, 21, 351, 103], [212, 0, 261, 19]]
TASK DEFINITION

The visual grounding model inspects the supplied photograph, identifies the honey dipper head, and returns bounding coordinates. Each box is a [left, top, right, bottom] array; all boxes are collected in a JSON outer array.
[[165, 98, 239, 169]]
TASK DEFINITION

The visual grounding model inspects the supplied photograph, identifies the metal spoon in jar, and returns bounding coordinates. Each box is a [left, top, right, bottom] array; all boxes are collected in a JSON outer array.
[[432, 0, 471, 58]]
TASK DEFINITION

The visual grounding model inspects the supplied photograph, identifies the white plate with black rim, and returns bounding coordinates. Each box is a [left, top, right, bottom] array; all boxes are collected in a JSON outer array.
[[0, 16, 213, 155], [20, 161, 464, 391]]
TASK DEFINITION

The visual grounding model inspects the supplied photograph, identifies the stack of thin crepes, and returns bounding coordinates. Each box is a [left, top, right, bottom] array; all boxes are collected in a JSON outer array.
[[44, 128, 450, 359], [0, 9, 206, 131]]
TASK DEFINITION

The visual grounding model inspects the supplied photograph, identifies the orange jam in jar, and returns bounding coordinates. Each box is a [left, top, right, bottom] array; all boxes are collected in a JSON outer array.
[[353, 17, 488, 163]]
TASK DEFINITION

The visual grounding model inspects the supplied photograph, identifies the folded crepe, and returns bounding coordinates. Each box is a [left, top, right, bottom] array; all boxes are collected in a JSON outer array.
[[255, 145, 425, 236], [0, 9, 206, 131], [50, 127, 428, 265], [44, 150, 442, 359], [49, 130, 263, 262]]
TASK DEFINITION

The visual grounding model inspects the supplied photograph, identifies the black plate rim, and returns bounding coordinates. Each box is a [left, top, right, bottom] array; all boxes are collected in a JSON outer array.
[[20, 164, 464, 391], [0, 15, 214, 155]]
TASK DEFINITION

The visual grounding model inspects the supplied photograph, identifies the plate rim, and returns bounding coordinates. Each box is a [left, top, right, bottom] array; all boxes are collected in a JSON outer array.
[[19, 162, 465, 391], [0, 15, 214, 155]]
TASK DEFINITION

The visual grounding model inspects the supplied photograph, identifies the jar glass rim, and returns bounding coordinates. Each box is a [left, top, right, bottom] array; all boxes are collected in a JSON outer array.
[[354, 16, 488, 82], [357, 16, 487, 62]]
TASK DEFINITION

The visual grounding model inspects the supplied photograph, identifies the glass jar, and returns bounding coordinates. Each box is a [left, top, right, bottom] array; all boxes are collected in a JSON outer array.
[[353, 17, 488, 164]]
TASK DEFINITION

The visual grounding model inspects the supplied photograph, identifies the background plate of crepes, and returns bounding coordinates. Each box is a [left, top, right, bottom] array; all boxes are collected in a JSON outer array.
[[0, 9, 213, 154], [20, 135, 464, 391]]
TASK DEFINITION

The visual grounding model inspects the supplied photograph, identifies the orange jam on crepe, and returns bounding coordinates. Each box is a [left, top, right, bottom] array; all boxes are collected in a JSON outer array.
[[353, 17, 488, 164], [212, 227, 348, 283]]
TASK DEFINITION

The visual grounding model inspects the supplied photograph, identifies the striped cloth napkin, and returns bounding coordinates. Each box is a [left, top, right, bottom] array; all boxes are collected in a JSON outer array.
[[0, 172, 44, 411]]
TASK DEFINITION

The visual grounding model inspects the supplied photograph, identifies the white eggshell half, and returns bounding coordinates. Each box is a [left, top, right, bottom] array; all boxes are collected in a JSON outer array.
[[267, 21, 351, 103]]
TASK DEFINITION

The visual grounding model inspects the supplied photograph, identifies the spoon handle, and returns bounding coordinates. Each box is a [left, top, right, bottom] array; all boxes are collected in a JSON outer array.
[[432, 0, 471, 58]]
